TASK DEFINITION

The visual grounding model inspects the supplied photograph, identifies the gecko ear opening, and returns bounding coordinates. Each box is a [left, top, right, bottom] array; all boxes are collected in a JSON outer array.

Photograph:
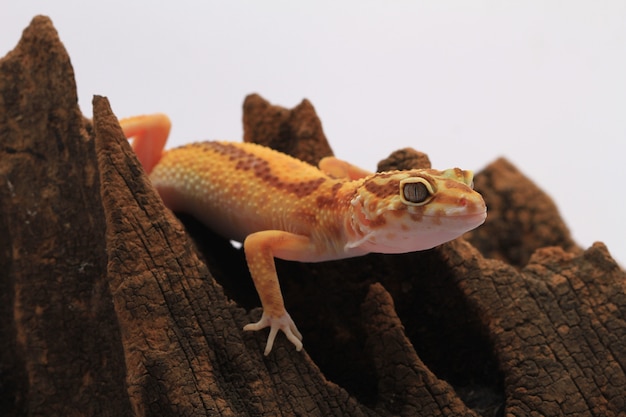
[[400, 178, 434, 206]]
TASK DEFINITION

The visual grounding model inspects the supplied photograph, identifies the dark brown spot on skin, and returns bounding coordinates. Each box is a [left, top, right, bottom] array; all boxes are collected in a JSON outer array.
[[202, 142, 326, 197], [315, 182, 344, 209], [409, 209, 425, 222], [431, 193, 467, 207], [201, 141, 251, 161], [391, 209, 406, 217], [444, 179, 470, 191], [316, 195, 334, 209], [364, 178, 400, 199], [368, 215, 387, 228]]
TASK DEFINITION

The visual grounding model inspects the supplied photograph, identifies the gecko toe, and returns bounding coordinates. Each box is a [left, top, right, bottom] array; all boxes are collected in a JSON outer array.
[[284, 327, 303, 352], [244, 311, 303, 355]]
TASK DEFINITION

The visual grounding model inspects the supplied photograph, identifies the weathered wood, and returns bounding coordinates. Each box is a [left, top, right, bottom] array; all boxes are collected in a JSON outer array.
[[242, 93, 334, 166], [0, 15, 131, 417], [466, 157, 580, 267]]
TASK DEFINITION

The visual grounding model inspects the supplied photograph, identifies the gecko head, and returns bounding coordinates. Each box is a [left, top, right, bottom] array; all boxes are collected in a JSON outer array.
[[347, 168, 487, 254]]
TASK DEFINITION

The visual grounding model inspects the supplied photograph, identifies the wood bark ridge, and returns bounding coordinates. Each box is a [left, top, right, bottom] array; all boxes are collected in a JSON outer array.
[[1, 16, 625, 417]]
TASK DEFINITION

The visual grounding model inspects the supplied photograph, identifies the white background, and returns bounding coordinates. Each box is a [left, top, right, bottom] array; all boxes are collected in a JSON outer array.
[[1, 1, 624, 266]]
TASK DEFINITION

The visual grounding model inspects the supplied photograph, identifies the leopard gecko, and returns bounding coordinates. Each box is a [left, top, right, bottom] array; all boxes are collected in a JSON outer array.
[[121, 113, 487, 355]]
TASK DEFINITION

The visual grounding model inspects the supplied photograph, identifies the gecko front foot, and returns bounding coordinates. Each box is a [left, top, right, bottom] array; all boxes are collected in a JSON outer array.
[[244, 312, 303, 356]]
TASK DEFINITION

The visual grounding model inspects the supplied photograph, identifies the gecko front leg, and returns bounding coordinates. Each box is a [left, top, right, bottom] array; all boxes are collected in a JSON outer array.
[[243, 230, 317, 355]]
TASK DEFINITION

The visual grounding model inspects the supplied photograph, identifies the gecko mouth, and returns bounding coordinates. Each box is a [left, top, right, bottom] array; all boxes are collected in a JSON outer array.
[[428, 211, 487, 220], [429, 211, 486, 221], [428, 212, 487, 231], [422, 204, 487, 220]]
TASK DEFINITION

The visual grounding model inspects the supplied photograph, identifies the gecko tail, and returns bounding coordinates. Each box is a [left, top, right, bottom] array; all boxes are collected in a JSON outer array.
[[120, 113, 172, 175]]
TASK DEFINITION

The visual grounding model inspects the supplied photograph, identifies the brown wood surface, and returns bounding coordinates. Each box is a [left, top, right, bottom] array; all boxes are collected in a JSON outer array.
[[1, 16, 625, 417]]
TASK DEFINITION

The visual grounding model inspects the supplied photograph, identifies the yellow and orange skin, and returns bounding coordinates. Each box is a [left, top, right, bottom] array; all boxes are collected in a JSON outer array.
[[122, 114, 487, 355]]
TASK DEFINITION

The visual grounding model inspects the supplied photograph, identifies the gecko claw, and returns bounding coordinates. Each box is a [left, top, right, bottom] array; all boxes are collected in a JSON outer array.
[[244, 312, 303, 355]]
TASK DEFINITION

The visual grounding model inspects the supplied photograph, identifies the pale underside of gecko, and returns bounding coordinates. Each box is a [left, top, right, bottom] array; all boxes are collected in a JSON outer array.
[[122, 114, 487, 355]]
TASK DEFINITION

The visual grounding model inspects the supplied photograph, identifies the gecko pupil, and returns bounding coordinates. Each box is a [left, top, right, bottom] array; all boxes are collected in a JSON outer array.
[[403, 182, 430, 204]]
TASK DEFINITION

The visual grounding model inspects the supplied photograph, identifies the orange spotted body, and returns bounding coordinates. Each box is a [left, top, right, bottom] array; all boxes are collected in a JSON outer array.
[[152, 141, 357, 261], [122, 114, 487, 355]]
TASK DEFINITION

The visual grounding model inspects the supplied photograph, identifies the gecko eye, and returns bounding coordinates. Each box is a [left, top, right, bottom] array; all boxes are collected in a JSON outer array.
[[400, 178, 434, 206]]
